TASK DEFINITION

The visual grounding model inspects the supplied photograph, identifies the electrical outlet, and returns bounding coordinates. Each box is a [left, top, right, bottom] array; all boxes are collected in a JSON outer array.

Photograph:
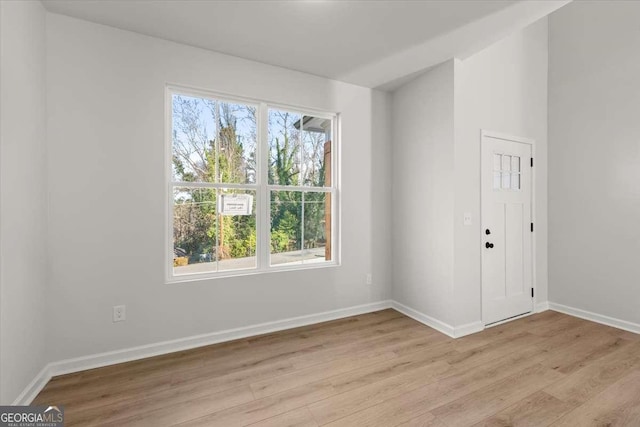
[[463, 212, 472, 225], [113, 305, 126, 322], [366, 274, 373, 285]]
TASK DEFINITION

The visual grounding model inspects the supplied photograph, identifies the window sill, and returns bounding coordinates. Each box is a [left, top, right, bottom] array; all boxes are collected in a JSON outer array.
[[165, 261, 340, 285]]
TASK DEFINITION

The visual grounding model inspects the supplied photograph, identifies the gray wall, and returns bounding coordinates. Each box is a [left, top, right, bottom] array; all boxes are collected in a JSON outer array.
[[0, 0, 48, 404], [391, 60, 456, 326], [549, 1, 640, 324], [45, 13, 392, 363], [454, 18, 549, 325], [390, 20, 548, 329]]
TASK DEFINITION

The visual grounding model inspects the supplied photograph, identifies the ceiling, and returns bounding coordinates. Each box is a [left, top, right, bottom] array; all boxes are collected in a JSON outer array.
[[43, 0, 570, 89]]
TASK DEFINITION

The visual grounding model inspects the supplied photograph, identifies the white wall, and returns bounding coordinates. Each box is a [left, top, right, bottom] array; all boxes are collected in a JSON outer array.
[[391, 60, 456, 326], [454, 18, 549, 326], [0, 0, 48, 404], [45, 13, 391, 362], [390, 20, 548, 330], [549, 1, 640, 325]]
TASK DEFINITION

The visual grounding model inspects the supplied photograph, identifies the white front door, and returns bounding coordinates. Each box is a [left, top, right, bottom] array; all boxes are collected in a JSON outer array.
[[481, 133, 533, 325]]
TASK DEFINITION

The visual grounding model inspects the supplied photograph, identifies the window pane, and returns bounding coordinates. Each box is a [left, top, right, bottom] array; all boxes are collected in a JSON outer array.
[[217, 189, 257, 271], [268, 109, 301, 185], [303, 192, 331, 262], [217, 102, 257, 184], [173, 187, 257, 275], [270, 190, 303, 265], [173, 187, 218, 275], [301, 116, 332, 187], [270, 191, 331, 266], [172, 94, 256, 184]]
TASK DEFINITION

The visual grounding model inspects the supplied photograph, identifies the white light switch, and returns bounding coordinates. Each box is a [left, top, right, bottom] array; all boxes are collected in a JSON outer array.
[[463, 212, 472, 226]]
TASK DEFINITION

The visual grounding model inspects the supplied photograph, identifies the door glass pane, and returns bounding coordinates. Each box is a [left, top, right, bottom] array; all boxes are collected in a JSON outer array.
[[502, 172, 511, 189], [511, 156, 520, 173], [511, 173, 520, 190], [493, 172, 501, 190], [502, 155, 512, 172], [493, 154, 502, 171]]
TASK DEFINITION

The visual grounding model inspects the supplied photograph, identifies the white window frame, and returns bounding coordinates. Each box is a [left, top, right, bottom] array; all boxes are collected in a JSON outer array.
[[165, 84, 340, 283]]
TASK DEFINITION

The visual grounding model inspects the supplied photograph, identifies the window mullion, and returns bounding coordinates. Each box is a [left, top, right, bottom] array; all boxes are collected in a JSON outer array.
[[267, 184, 332, 193], [258, 103, 270, 270]]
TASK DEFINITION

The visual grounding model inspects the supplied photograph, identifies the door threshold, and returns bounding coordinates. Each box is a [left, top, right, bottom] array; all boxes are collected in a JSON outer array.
[[485, 310, 532, 328]]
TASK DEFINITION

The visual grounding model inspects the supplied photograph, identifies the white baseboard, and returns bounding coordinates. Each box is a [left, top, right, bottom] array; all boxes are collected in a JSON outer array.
[[14, 300, 392, 405], [535, 301, 549, 313], [454, 320, 485, 337], [11, 365, 52, 406], [549, 302, 640, 335], [391, 301, 455, 337], [390, 301, 484, 338]]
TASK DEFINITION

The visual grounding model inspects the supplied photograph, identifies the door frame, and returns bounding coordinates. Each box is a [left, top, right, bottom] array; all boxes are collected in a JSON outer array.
[[480, 129, 537, 326]]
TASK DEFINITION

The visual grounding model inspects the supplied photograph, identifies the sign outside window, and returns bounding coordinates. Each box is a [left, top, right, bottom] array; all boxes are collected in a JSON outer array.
[[218, 194, 253, 216]]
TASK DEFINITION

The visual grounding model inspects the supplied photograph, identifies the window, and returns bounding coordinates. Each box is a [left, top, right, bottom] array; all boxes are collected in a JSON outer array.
[[167, 87, 338, 281], [492, 153, 521, 191]]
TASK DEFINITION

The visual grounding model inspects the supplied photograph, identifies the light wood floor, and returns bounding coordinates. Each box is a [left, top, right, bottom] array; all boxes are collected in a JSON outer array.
[[34, 309, 640, 426]]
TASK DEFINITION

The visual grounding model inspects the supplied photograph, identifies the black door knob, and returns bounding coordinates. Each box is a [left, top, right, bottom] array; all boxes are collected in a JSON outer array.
[[485, 229, 491, 235], [485, 242, 494, 249]]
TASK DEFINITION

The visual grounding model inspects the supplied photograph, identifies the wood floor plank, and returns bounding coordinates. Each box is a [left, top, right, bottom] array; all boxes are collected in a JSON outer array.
[[524, 312, 586, 338], [327, 341, 455, 394], [534, 320, 606, 353], [550, 369, 640, 427], [544, 340, 640, 406], [65, 381, 254, 426], [193, 316, 420, 379], [246, 407, 318, 427], [445, 331, 544, 371], [97, 385, 254, 427], [317, 346, 549, 426], [541, 333, 631, 375], [34, 370, 174, 408], [32, 310, 640, 427], [389, 332, 455, 357], [286, 325, 430, 370], [308, 359, 453, 425], [451, 317, 543, 351], [471, 390, 576, 427], [250, 349, 397, 399], [396, 412, 447, 427], [176, 380, 335, 427], [170, 353, 297, 395], [431, 364, 565, 426]]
